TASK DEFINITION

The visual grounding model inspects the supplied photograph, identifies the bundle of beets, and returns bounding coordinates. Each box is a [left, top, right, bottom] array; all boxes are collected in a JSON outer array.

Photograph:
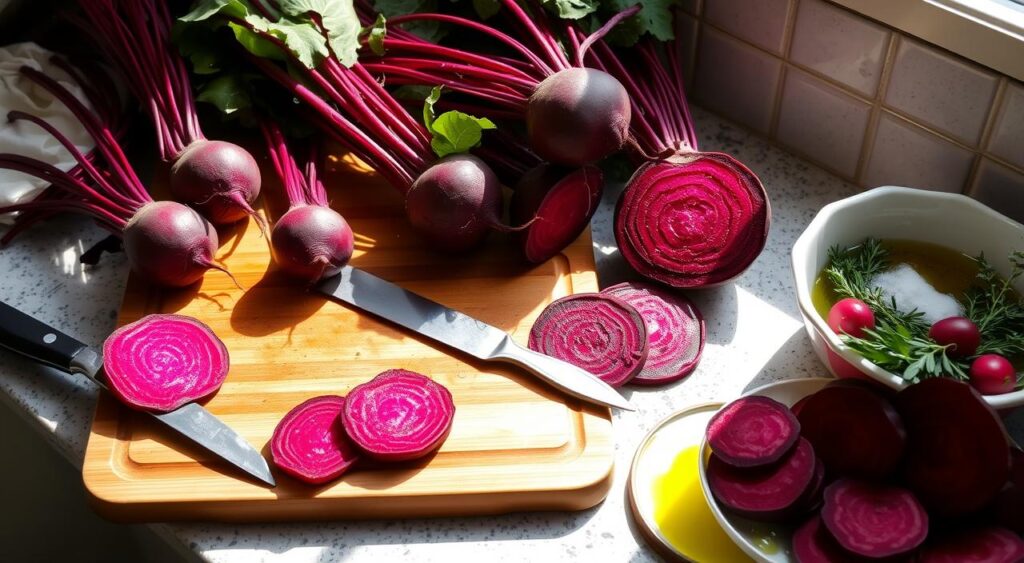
[[355, 0, 770, 288], [705, 378, 1024, 562]]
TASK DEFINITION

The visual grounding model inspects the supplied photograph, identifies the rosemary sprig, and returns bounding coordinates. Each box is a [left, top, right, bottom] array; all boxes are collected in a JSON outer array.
[[964, 251, 1024, 358]]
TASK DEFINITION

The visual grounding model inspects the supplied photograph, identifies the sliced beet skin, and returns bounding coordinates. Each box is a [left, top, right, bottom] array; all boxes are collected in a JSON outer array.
[[707, 396, 800, 468], [918, 527, 1024, 563], [270, 395, 360, 485], [101, 313, 229, 412], [796, 384, 906, 479], [893, 377, 1011, 516], [600, 281, 705, 385], [821, 479, 928, 559], [707, 437, 817, 521], [342, 370, 455, 462], [528, 293, 649, 387]]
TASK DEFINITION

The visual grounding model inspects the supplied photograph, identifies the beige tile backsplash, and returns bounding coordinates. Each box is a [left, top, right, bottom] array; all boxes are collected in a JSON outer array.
[[684, 0, 1024, 222]]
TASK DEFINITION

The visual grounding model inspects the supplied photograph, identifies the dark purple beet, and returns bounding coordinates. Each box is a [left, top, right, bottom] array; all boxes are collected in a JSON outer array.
[[122, 201, 224, 288], [170, 139, 262, 225], [821, 479, 928, 559], [406, 154, 502, 253], [511, 163, 603, 263], [706, 396, 801, 468], [706, 437, 817, 521], [526, 68, 630, 166], [918, 527, 1024, 563], [271, 205, 354, 282]]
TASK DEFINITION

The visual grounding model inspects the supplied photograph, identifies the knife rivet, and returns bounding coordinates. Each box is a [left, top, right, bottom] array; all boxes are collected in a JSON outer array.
[[43, 333, 56, 344]]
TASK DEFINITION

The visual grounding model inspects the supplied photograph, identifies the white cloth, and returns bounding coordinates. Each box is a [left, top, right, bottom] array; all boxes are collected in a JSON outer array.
[[0, 42, 96, 224]]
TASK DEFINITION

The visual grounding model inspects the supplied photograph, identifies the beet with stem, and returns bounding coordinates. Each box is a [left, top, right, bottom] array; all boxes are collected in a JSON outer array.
[[270, 395, 360, 485], [261, 123, 354, 281], [706, 396, 800, 468], [101, 314, 229, 412], [528, 293, 649, 388], [0, 66, 231, 288], [600, 281, 704, 384], [342, 370, 455, 462]]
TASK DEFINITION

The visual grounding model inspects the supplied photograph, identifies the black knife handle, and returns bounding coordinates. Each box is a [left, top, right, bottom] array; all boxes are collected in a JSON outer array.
[[0, 301, 91, 374]]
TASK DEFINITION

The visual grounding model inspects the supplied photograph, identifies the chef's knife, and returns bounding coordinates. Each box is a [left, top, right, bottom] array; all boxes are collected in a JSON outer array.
[[0, 301, 276, 487], [317, 266, 634, 411]]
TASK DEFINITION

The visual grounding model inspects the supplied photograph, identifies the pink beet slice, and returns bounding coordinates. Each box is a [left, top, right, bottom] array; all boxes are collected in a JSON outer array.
[[706, 396, 801, 468], [270, 395, 359, 485], [793, 516, 875, 563], [707, 437, 817, 521], [893, 377, 1011, 516], [796, 385, 906, 479], [821, 479, 928, 559], [511, 164, 604, 264], [101, 314, 229, 412], [600, 281, 705, 385], [794, 458, 827, 514], [342, 369, 455, 462], [918, 528, 1024, 563], [528, 293, 649, 388]]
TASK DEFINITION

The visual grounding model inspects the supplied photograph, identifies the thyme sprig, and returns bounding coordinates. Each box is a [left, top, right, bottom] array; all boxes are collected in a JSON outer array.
[[964, 251, 1024, 358]]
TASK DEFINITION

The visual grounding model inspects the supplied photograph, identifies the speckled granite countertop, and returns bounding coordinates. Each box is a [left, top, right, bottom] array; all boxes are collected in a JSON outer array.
[[4, 108, 1015, 562]]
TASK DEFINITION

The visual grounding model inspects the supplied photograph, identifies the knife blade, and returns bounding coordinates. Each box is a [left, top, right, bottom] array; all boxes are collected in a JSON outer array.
[[0, 301, 276, 487], [316, 266, 634, 411]]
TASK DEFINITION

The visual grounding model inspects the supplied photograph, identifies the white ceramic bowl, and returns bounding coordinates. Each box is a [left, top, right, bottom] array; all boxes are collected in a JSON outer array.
[[791, 186, 1024, 410], [698, 378, 833, 562]]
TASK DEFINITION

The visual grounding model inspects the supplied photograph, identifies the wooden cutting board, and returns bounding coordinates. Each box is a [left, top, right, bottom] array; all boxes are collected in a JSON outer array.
[[82, 154, 613, 522]]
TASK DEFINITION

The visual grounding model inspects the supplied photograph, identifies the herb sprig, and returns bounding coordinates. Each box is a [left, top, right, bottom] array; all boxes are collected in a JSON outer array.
[[822, 239, 1024, 383]]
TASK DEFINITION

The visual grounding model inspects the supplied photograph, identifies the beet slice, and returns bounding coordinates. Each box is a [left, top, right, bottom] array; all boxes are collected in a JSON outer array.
[[270, 395, 359, 485], [918, 527, 1024, 563], [707, 396, 801, 468], [101, 314, 229, 412], [528, 293, 649, 387], [342, 369, 455, 462], [615, 153, 770, 288], [600, 281, 705, 385], [821, 479, 928, 558], [893, 377, 1011, 516], [511, 164, 603, 264], [796, 385, 906, 479], [793, 516, 873, 563], [794, 458, 827, 514], [706, 437, 817, 521]]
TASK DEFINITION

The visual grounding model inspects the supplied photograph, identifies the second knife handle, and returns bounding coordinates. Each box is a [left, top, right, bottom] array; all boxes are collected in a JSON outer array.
[[0, 301, 91, 374]]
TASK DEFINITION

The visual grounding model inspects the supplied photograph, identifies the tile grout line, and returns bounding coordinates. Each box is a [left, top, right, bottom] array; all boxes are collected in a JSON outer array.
[[854, 32, 900, 186], [768, 0, 801, 139], [963, 77, 1008, 194]]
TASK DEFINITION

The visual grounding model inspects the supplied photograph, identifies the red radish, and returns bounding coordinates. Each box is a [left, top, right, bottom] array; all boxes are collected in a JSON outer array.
[[894, 377, 1011, 516], [706, 437, 817, 521], [827, 298, 875, 338], [821, 479, 928, 558], [970, 354, 1018, 395], [526, 68, 630, 165], [511, 164, 603, 264], [614, 154, 770, 288], [600, 282, 705, 385], [261, 124, 354, 281], [270, 395, 360, 484], [792, 516, 870, 563], [0, 67, 230, 288], [918, 527, 1024, 563], [342, 370, 455, 462], [76, 0, 263, 227], [405, 154, 503, 252], [706, 396, 800, 468], [929, 316, 981, 357], [528, 294, 649, 388], [101, 314, 229, 412], [796, 385, 906, 479]]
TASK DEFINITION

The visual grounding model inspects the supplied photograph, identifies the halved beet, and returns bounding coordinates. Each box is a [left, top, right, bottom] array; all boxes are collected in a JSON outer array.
[[270, 395, 360, 485], [707, 437, 817, 521], [918, 527, 1024, 563], [528, 293, 649, 387], [101, 314, 229, 412], [796, 385, 906, 479], [615, 153, 770, 288], [600, 281, 705, 385], [342, 369, 455, 462], [821, 479, 928, 558], [893, 377, 1011, 516], [706, 396, 801, 468], [793, 516, 870, 563], [511, 164, 603, 264]]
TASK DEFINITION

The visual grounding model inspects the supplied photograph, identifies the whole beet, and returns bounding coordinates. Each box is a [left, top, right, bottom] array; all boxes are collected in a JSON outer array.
[[271, 205, 354, 282], [405, 154, 502, 253], [170, 140, 262, 225], [122, 201, 222, 288]]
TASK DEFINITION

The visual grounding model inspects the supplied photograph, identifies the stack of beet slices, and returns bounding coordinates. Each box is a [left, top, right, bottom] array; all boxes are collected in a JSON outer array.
[[705, 378, 1024, 562], [528, 281, 705, 388]]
